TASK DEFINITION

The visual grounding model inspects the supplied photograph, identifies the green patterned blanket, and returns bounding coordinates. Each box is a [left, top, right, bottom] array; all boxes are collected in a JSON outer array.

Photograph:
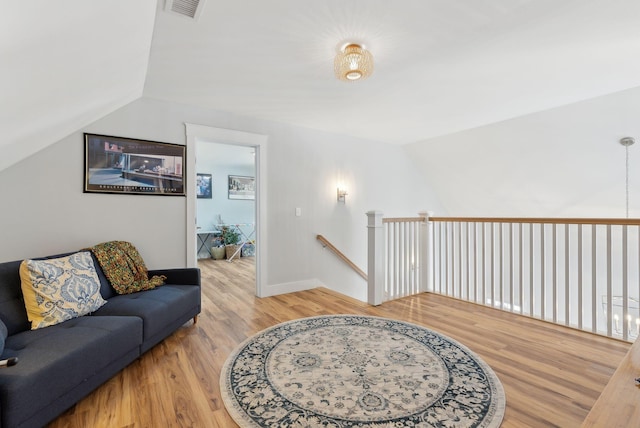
[[88, 241, 165, 295]]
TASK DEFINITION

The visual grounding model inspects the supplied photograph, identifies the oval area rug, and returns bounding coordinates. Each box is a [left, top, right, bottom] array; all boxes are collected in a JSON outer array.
[[220, 315, 505, 427]]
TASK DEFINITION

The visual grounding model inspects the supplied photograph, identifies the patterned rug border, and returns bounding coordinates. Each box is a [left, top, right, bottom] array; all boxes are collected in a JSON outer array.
[[220, 314, 506, 427]]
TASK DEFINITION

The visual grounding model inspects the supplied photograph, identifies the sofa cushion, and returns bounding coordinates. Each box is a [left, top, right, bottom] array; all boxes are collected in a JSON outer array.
[[19, 252, 107, 329], [0, 318, 7, 357], [94, 284, 200, 346], [0, 260, 31, 335], [89, 253, 116, 300], [0, 315, 142, 428]]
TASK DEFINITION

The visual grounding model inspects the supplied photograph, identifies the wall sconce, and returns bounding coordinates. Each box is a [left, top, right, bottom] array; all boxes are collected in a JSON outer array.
[[337, 187, 348, 203]]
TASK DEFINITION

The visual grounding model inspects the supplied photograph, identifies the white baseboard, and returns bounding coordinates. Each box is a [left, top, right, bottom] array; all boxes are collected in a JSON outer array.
[[260, 278, 323, 297]]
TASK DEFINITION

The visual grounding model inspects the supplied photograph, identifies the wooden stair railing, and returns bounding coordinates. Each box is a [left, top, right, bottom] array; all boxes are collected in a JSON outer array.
[[316, 235, 367, 280]]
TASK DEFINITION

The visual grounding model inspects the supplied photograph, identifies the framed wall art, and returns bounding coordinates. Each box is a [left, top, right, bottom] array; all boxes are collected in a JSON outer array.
[[228, 175, 255, 200], [196, 173, 212, 199], [84, 133, 185, 196]]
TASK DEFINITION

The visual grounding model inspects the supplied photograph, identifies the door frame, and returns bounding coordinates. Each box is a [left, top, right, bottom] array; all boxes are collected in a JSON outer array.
[[185, 123, 268, 297]]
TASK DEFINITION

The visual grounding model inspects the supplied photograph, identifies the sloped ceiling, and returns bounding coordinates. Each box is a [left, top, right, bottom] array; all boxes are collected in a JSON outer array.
[[0, 0, 156, 172], [3, 0, 640, 172]]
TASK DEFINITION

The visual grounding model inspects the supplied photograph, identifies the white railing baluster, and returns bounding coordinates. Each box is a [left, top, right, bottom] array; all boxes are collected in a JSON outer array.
[[445, 222, 449, 296], [440, 221, 444, 294], [385, 222, 390, 298], [440, 222, 444, 295], [404, 222, 408, 297], [592, 224, 597, 334], [499, 223, 504, 310], [384, 223, 389, 298], [415, 221, 418, 294], [435, 221, 440, 293], [430, 219, 435, 292], [393, 222, 398, 299], [541, 224, 546, 321], [473, 222, 478, 303], [397, 222, 400, 298], [519, 223, 523, 315], [606, 225, 612, 337], [461, 222, 464, 299], [451, 222, 456, 297], [405, 222, 408, 296], [387, 222, 392, 299], [397, 223, 400, 298], [465, 223, 471, 300], [552, 223, 557, 323], [491, 222, 495, 308], [412, 221, 417, 295], [578, 224, 583, 330], [400, 222, 405, 298], [412, 221, 417, 294], [400, 222, 405, 297], [565, 224, 570, 326], [509, 223, 514, 312], [529, 223, 534, 317], [623, 225, 628, 341], [452, 222, 457, 298], [482, 223, 486, 306], [407, 222, 411, 296], [451, 222, 455, 297]]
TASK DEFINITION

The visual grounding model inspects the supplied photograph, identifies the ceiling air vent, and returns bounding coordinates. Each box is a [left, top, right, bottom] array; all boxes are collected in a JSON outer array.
[[165, 0, 205, 20]]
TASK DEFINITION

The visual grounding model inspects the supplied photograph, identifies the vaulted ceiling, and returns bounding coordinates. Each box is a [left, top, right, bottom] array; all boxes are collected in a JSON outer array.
[[3, 0, 640, 172]]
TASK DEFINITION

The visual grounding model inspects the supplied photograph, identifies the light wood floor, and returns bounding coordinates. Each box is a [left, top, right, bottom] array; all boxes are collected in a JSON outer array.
[[48, 257, 630, 428]]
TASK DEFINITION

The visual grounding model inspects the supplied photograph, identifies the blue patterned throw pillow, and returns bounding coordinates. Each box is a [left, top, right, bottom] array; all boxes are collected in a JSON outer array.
[[19, 251, 107, 329]]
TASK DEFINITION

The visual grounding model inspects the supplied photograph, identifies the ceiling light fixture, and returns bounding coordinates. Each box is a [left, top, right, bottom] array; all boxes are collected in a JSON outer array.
[[334, 43, 373, 82]]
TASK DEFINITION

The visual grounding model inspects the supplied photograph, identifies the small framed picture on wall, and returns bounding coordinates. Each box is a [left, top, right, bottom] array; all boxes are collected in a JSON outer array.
[[196, 173, 212, 199], [228, 175, 255, 200]]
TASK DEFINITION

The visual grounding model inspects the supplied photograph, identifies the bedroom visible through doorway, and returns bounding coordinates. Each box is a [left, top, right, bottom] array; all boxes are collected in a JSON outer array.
[[195, 142, 256, 283]]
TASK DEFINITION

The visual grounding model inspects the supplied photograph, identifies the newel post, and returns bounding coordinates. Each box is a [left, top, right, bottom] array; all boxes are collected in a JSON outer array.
[[366, 211, 384, 305], [418, 211, 431, 293]]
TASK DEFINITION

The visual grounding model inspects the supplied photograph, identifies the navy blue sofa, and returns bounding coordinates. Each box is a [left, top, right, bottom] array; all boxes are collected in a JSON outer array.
[[0, 251, 201, 428]]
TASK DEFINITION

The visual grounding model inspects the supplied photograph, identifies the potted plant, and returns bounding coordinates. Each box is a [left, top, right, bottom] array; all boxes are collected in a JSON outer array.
[[211, 235, 226, 260], [222, 226, 241, 259]]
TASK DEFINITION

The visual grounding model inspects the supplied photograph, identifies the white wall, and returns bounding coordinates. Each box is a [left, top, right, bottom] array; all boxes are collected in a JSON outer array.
[[0, 97, 444, 302], [405, 86, 640, 218], [196, 142, 255, 231]]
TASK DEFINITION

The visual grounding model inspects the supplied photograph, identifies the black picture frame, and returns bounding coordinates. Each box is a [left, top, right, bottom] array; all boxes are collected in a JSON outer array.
[[228, 175, 255, 200], [84, 133, 186, 196], [196, 173, 212, 199]]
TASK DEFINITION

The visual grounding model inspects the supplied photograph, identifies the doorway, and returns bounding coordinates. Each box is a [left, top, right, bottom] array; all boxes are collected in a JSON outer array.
[[185, 124, 267, 297], [196, 143, 255, 281]]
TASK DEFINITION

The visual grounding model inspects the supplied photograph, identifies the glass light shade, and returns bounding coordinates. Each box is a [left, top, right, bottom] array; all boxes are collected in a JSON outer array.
[[334, 44, 373, 82]]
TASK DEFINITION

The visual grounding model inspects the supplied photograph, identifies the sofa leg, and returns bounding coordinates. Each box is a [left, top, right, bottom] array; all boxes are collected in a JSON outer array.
[[193, 315, 198, 324]]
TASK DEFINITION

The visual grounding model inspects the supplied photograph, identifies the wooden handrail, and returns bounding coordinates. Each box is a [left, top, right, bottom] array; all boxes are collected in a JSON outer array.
[[316, 235, 367, 280], [429, 216, 640, 226]]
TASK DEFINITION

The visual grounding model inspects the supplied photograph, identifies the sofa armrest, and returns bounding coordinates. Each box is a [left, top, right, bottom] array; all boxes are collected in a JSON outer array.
[[148, 268, 200, 287]]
